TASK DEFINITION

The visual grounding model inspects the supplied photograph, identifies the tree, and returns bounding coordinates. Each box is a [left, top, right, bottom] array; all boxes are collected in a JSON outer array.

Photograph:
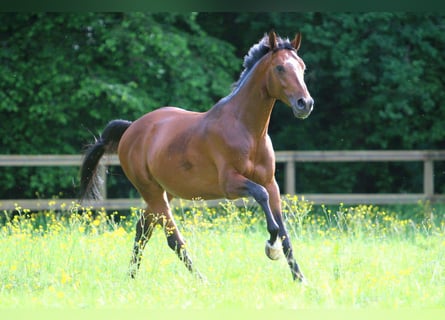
[[0, 13, 238, 198]]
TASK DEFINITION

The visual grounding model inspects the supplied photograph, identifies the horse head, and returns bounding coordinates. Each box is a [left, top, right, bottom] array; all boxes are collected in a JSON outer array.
[[266, 31, 314, 119]]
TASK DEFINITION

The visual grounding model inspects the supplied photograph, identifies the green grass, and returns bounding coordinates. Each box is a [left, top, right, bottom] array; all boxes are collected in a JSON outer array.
[[1, 196, 444, 310]]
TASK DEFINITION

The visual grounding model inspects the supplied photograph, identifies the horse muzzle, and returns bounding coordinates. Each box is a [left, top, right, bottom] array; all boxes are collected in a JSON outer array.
[[291, 97, 314, 119]]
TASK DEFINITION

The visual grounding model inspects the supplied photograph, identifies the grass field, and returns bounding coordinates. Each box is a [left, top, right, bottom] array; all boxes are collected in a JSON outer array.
[[1, 196, 444, 312]]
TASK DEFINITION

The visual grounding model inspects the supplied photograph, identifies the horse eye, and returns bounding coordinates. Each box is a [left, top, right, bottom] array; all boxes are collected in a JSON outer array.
[[276, 65, 285, 73]]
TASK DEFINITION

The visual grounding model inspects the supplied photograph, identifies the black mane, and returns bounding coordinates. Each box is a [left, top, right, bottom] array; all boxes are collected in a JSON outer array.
[[232, 33, 294, 91]]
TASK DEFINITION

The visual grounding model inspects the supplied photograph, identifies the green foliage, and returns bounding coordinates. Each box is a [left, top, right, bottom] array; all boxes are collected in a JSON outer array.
[[0, 13, 237, 198]]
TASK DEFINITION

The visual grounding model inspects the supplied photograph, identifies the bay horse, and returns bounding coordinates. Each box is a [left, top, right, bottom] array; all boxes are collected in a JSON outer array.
[[80, 31, 314, 283]]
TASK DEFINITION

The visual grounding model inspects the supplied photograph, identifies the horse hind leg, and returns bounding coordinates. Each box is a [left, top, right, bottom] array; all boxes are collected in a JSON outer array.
[[129, 209, 157, 278], [129, 188, 203, 280]]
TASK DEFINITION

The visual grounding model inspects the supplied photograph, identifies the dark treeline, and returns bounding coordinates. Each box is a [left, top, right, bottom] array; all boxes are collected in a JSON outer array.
[[1, 12, 444, 199]]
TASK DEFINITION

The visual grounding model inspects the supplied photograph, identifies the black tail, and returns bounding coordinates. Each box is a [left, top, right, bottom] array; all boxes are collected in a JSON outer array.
[[79, 119, 132, 201]]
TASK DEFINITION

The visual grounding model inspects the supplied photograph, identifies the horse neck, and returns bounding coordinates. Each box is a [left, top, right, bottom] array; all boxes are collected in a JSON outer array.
[[216, 65, 275, 139]]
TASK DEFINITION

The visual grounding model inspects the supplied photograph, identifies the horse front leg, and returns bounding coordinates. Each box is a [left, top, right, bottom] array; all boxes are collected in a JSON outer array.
[[222, 175, 280, 252], [222, 172, 305, 282], [243, 180, 280, 250], [266, 180, 306, 283]]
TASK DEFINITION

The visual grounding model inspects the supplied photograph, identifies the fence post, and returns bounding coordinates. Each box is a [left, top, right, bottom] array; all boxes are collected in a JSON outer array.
[[423, 159, 434, 200], [284, 160, 296, 195]]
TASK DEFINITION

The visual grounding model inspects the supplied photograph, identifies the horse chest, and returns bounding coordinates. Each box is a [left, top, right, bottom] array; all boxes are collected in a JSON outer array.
[[247, 156, 273, 182]]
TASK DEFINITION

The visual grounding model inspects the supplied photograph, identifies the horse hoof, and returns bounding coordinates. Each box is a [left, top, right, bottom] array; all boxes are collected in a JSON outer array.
[[194, 270, 208, 284], [265, 239, 282, 260], [128, 264, 139, 279], [295, 272, 308, 285]]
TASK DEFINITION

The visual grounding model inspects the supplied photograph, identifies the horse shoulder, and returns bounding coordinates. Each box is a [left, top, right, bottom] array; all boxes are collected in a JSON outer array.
[[248, 135, 276, 184], [205, 122, 252, 159]]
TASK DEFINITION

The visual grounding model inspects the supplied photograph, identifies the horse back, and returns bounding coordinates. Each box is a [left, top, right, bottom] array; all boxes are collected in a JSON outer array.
[[118, 106, 276, 199]]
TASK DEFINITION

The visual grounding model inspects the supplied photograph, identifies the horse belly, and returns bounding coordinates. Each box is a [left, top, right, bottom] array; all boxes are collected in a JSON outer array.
[[147, 135, 223, 200], [153, 160, 223, 200]]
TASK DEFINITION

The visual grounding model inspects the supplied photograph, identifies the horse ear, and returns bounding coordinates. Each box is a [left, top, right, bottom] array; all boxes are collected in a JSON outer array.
[[291, 32, 302, 51], [268, 30, 277, 50]]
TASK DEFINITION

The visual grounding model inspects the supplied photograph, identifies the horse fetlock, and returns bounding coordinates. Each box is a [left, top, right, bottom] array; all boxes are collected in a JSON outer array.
[[267, 224, 280, 238]]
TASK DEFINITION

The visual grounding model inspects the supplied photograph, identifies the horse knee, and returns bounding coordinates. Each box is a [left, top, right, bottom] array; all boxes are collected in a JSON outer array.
[[245, 180, 269, 204]]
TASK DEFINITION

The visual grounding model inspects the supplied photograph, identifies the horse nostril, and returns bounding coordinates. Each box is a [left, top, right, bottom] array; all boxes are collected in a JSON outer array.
[[297, 98, 306, 110], [297, 97, 314, 110]]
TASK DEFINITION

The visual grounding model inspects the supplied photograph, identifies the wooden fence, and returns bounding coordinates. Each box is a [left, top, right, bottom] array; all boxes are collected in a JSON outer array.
[[1, 150, 445, 210]]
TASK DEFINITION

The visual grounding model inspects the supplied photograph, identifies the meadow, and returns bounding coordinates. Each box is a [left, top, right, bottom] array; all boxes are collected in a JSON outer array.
[[0, 196, 444, 312]]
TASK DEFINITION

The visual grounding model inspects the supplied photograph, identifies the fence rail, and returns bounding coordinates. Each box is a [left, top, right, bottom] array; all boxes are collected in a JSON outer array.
[[1, 150, 445, 210]]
